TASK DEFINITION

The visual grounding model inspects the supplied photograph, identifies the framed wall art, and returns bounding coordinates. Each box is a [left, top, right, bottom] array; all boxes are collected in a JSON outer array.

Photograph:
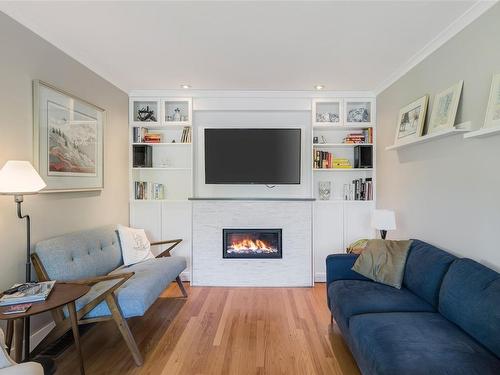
[[427, 80, 463, 134], [394, 95, 428, 143], [483, 73, 500, 129], [33, 80, 104, 192]]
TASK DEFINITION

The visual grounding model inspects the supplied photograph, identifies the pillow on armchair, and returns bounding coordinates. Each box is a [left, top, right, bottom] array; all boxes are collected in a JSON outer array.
[[117, 225, 155, 266]]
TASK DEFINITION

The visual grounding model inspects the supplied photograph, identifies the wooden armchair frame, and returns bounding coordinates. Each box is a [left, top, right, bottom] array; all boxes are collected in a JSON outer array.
[[26, 238, 186, 367]]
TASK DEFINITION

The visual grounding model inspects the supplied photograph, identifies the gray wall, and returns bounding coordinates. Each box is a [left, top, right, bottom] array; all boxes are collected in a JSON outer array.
[[0, 11, 129, 328], [377, 4, 500, 270]]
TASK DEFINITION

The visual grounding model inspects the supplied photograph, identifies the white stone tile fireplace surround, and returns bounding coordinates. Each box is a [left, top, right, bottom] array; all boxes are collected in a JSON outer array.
[[192, 199, 313, 287]]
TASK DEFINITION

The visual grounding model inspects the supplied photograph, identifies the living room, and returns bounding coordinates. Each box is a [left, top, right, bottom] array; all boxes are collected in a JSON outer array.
[[0, 1, 499, 375]]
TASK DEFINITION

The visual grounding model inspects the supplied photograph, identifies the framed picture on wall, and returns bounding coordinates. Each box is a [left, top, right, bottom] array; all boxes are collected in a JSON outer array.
[[33, 80, 104, 192], [394, 95, 428, 143], [427, 80, 463, 134], [483, 73, 500, 129]]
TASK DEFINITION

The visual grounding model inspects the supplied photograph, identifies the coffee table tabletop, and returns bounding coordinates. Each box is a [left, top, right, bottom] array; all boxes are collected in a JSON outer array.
[[0, 283, 90, 319]]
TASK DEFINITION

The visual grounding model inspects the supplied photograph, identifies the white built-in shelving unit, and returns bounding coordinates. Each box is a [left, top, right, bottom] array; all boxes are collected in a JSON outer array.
[[129, 92, 377, 283], [311, 98, 376, 203]]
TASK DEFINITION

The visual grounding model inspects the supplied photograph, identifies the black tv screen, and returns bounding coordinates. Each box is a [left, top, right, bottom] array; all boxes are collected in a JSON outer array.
[[204, 128, 301, 184]]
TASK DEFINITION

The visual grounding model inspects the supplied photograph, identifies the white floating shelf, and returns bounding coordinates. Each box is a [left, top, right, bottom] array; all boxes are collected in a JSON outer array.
[[132, 143, 191, 146], [464, 125, 500, 139], [132, 167, 191, 171], [385, 121, 471, 151], [313, 168, 373, 172], [313, 124, 373, 131], [313, 143, 373, 148]]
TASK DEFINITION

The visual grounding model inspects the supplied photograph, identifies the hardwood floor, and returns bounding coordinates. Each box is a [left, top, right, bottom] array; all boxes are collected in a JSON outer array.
[[55, 283, 360, 375]]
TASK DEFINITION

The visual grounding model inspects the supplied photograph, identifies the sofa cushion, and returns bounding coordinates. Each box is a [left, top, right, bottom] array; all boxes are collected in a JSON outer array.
[[76, 256, 187, 318], [439, 258, 500, 358], [403, 240, 456, 308], [329, 280, 434, 329], [35, 225, 123, 281], [349, 312, 500, 375]]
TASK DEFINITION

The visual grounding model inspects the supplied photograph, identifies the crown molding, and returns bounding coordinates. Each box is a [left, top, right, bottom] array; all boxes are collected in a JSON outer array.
[[374, 1, 497, 96]]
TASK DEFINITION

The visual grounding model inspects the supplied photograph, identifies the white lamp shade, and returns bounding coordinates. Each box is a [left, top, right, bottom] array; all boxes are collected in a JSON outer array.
[[371, 209, 396, 231], [0, 160, 46, 195]]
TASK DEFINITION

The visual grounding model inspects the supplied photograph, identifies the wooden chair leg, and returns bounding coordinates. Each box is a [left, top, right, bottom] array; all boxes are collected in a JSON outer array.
[[105, 294, 143, 366], [176, 276, 188, 298], [13, 319, 24, 363], [5, 320, 13, 354]]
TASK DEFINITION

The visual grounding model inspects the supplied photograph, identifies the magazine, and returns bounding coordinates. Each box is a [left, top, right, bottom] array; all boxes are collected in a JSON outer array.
[[0, 281, 56, 306], [1, 303, 32, 314]]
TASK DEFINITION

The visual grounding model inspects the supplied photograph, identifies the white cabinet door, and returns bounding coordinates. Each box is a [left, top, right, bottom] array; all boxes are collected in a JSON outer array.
[[130, 201, 162, 243], [344, 202, 375, 246], [161, 201, 192, 280], [313, 201, 344, 282]]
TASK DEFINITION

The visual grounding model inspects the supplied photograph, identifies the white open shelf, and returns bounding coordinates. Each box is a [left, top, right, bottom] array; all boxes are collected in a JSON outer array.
[[464, 125, 500, 139], [132, 143, 191, 146], [385, 121, 471, 151], [313, 143, 373, 148], [313, 124, 372, 131], [132, 167, 191, 171], [315, 199, 374, 204], [313, 168, 373, 172]]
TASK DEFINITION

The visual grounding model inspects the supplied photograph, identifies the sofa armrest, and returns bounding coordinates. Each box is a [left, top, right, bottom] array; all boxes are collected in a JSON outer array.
[[326, 254, 370, 286], [326, 254, 370, 306], [151, 239, 182, 258]]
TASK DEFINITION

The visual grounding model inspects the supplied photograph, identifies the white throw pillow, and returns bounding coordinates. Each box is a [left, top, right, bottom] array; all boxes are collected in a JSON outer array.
[[117, 225, 155, 266]]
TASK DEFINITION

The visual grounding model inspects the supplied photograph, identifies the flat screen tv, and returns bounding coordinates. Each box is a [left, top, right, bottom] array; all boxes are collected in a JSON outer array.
[[204, 128, 301, 185]]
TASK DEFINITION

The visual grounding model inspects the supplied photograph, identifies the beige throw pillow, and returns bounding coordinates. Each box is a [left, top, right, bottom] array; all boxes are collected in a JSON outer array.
[[352, 239, 412, 289]]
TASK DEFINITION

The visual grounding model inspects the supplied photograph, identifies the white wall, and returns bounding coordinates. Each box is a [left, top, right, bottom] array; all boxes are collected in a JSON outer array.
[[376, 3, 500, 270], [0, 12, 129, 332]]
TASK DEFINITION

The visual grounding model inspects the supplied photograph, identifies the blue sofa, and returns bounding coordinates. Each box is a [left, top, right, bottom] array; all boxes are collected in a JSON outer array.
[[326, 240, 500, 375]]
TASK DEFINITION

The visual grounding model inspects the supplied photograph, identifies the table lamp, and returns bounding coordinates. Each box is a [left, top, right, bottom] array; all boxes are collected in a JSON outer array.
[[0, 160, 46, 358], [371, 209, 396, 240]]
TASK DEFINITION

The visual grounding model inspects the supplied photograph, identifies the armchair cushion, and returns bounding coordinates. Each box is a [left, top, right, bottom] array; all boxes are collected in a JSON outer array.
[[0, 362, 44, 375], [76, 256, 187, 318]]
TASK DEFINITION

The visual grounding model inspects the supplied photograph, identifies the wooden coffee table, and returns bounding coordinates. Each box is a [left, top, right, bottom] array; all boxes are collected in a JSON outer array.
[[0, 283, 90, 375]]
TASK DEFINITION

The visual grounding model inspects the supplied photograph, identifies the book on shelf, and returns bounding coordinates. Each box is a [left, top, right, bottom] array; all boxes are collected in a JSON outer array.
[[343, 178, 373, 201], [343, 129, 373, 144], [0, 281, 56, 306], [181, 127, 191, 143], [132, 127, 148, 143], [314, 151, 353, 169], [134, 181, 165, 200], [143, 133, 162, 143]]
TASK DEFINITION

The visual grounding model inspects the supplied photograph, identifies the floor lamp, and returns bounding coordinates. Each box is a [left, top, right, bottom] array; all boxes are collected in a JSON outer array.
[[0, 160, 46, 360]]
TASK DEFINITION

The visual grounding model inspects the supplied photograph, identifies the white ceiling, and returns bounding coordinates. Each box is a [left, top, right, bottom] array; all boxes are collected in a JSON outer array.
[[0, 1, 492, 93]]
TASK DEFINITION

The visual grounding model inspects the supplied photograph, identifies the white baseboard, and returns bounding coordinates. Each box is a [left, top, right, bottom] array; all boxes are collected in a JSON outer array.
[[179, 270, 191, 282], [9, 321, 56, 358], [314, 272, 326, 282]]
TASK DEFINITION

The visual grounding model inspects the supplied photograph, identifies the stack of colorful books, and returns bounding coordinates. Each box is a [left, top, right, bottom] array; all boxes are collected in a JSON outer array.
[[143, 133, 161, 143], [134, 181, 165, 200], [343, 133, 366, 144]]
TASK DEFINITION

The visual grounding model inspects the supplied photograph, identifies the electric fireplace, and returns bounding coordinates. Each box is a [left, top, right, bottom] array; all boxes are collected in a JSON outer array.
[[223, 229, 282, 259]]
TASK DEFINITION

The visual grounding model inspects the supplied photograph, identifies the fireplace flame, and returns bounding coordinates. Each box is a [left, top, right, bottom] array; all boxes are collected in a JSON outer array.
[[229, 237, 276, 253]]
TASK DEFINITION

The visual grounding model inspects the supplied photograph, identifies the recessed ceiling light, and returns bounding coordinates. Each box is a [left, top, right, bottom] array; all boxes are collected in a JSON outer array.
[[314, 85, 325, 90], [181, 84, 191, 89]]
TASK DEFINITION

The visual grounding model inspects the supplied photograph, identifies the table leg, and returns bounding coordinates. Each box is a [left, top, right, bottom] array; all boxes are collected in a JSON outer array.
[[67, 302, 85, 375], [13, 319, 24, 363], [5, 320, 13, 354]]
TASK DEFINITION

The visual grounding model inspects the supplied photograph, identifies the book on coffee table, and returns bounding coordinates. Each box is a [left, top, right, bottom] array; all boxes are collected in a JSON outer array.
[[1, 303, 32, 314]]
